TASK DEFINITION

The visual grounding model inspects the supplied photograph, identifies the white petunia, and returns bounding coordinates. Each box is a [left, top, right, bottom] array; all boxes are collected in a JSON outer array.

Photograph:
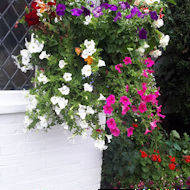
[[26, 94, 37, 111], [38, 115, 48, 129], [59, 60, 67, 69], [81, 49, 90, 59], [37, 73, 49, 84], [58, 85, 70, 95], [143, 42, 150, 49], [54, 106, 62, 115], [83, 83, 93, 92], [136, 47, 145, 56], [20, 49, 31, 58], [84, 39, 95, 49], [81, 65, 92, 77], [63, 73, 72, 81], [22, 56, 30, 66], [86, 106, 95, 115], [39, 51, 50, 60], [54, 17, 58, 23], [98, 93, 106, 101], [98, 60, 106, 67], [84, 15, 92, 25], [57, 97, 68, 109], [159, 35, 170, 48], [51, 96, 58, 105], [25, 33, 44, 54], [94, 139, 108, 151], [79, 120, 88, 129], [149, 49, 162, 58], [153, 19, 164, 28]]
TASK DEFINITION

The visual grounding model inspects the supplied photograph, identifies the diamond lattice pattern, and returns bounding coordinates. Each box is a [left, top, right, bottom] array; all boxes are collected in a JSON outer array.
[[0, 0, 34, 90]]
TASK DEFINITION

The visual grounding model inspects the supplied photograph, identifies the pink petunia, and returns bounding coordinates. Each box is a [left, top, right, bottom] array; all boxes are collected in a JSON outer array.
[[144, 128, 152, 135], [142, 94, 156, 103], [126, 85, 129, 92], [106, 94, 115, 105], [122, 105, 130, 115], [115, 64, 123, 73], [138, 102, 147, 113], [127, 127, 134, 137], [103, 104, 113, 115], [132, 105, 138, 112], [110, 127, 120, 137], [106, 118, 117, 129], [123, 57, 132, 65], [150, 120, 157, 130], [147, 69, 154, 74], [145, 57, 155, 68], [142, 70, 148, 78], [120, 96, 131, 106]]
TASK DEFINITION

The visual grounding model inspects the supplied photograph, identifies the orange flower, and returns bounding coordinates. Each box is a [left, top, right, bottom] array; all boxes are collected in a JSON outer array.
[[75, 47, 81, 56], [84, 56, 93, 65]]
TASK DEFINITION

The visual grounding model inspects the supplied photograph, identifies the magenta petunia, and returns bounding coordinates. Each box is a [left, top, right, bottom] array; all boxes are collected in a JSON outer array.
[[142, 69, 148, 78], [115, 64, 123, 73], [123, 57, 132, 65], [103, 104, 113, 115], [110, 127, 120, 137], [106, 118, 117, 129], [106, 94, 115, 105], [126, 85, 129, 92], [132, 105, 138, 112], [144, 128, 152, 135], [120, 96, 131, 106], [122, 105, 130, 115], [138, 102, 147, 113], [145, 58, 155, 67], [127, 127, 134, 137]]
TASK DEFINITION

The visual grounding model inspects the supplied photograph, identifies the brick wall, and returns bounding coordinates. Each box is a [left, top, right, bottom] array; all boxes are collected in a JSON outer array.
[[0, 113, 102, 190]]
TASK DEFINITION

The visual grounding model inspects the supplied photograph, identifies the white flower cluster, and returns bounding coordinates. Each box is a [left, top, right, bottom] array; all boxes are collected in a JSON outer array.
[[84, 15, 92, 25], [153, 19, 164, 28], [51, 96, 69, 115], [12, 33, 45, 73], [83, 83, 93, 92], [81, 39, 96, 59], [78, 104, 95, 120], [37, 73, 49, 84], [134, 0, 160, 6], [136, 42, 150, 56], [26, 94, 38, 112]]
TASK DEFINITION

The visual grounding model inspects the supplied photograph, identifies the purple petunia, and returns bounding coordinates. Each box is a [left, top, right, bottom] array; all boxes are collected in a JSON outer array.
[[70, 8, 83, 16], [149, 11, 158, 20], [56, 4, 66, 16], [119, 1, 130, 10], [92, 6, 103, 17], [100, 3, 111, 10], [109, 4, 118, 11], [125, 6, 146, 19], [114, 12, 122, 22], [81, 6, 90, 16], [139, 28, 147, 39]]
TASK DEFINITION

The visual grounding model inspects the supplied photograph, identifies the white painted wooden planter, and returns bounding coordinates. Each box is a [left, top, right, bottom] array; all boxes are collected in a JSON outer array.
[[0, 91, 102, 190]]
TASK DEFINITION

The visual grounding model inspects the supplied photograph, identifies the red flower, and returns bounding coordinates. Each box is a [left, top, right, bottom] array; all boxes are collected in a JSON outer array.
[[151, 154, 158, 162], [25, 10, 40, 26], [170, 157, 176, 163], [31, 1, 39, 10], [183, 155, 190, 163], [157, 157, 161, 163], [132, 123, 138, 128], [169, 163, 176, 170], [140, 150, 148, 158]]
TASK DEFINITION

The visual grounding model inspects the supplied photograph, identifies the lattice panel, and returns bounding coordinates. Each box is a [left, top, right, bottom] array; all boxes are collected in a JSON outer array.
[[0, 0, 34, 90]]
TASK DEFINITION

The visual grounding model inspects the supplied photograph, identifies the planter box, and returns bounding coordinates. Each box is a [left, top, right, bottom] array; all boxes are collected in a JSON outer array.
[[0, 91, 102, 190]]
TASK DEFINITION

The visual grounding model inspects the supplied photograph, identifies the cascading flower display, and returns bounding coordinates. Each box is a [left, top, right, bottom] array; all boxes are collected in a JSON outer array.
[[13, 0, 170, 150]]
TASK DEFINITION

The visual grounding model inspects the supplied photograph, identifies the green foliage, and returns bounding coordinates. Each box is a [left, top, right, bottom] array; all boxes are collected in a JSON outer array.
[[101, 129, 190, 189], [155, 0, 190, 125]]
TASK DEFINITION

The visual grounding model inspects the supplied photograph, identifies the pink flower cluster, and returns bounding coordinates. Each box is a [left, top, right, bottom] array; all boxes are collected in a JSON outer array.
[[106, 118, 120, 136], [103, 94, 115, 115], [115, 57, 132, 73]]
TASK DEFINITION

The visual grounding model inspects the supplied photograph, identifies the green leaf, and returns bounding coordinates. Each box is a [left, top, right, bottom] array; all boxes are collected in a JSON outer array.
[[174, 143, 181, 151], [165, 0, 177, 5]]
